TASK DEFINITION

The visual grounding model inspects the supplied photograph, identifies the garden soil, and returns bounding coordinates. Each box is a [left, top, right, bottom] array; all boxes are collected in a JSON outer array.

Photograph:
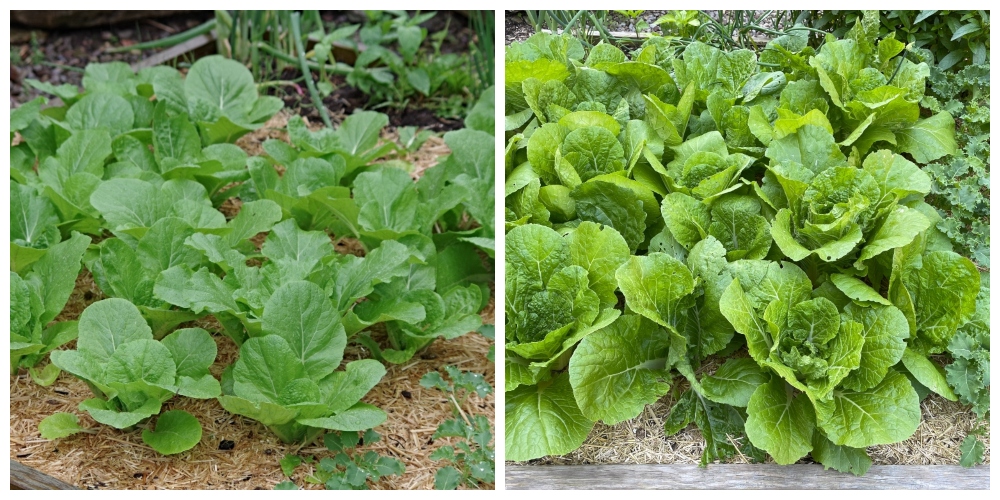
[[9, 110, 496, 490]]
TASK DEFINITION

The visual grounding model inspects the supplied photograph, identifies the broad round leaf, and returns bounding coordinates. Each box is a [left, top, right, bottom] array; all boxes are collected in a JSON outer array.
[[141, 410, 203, 455], [38, 412, 83, 439]]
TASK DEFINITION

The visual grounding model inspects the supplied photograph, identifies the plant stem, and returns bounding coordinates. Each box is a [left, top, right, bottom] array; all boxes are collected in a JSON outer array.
[[105, 18, 217, 53], [254, 42, 354, 75], [291, 12, 332, 128]]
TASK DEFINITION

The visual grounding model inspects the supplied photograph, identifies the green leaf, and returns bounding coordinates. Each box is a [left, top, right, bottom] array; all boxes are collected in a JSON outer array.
[[298, 402, 387, 431], [906, 251, 980, 354], [562, 127, 626, 181], [153, 111, 201, 163], [337, 111, 390, 165], [856, 206, 931, 267], [141, 410, 203, 455], [615, 253, 694, 329], [505, 373, 595, 461], [354, 167, 423, 236], [91, 178, 170, 230], [66, 91, 134, 137], [160, 328, 217, 379], [434, 466, 462, 490], [263, 281, 347, 381], [661, 192, 710, 250], [329, 240, 412, 312], [569, 315, 671, 424], [829, 274, 890, 305], [959, 435, 985, 467], [818, 370, 920, 448], [707, 195, 771, 260], [39, 412, 83, 439], [839, 303, 908, 392], [54, 130, 114, 177], [154, 266, 240, 316], [225, 199, 283, 246], [745, 376, 814, 465], [566, 222, 630, 308], [702, 358, 767, 407], [104, 339, 176, 391], [232, 335, 303, 403], [94, 237, 156, 307], [29, 363, 63, 386], [185, 55, 257, 120], [27, 232, 91, 324], [895, 112, 957, 163], [75, 298, 153, 363], [900, 348, 957, 401], [406, 68, 431, 95], [11, 184, 61, 253], [280, 454, 303, 476], [137, 218, 203, 274], [321, 359, 386, 414], [216, 396, 298, 427], [79, 397, 162, 429], [811, 433, 872, 476]]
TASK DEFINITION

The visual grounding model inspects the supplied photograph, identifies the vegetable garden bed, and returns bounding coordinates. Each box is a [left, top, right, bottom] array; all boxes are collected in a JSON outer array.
[[11, 10, 496, 490], [503, 9, 989, 488]]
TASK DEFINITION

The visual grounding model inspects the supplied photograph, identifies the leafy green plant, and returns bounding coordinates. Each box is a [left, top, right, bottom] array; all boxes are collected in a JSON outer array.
[[214, 280, 387, 443], [805, 11, 989, 71], [959, 426, 988, 467], [420, 366, 494, 489], [275, 429, 404, 490], [503, 22, 984, 472], [45, 298, 218, 454], [10, 232, 89, 384], [347, 11, 476, 113], [652, 11, 705, 39]]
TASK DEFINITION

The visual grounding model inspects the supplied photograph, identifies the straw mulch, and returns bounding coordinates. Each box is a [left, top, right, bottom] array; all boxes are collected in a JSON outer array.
[[10, 112, 496, 490]]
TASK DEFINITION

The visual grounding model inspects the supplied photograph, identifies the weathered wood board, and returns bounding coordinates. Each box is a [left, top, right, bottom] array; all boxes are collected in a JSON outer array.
[[10, 460, 78, 490], [506, 464, 990, 490]]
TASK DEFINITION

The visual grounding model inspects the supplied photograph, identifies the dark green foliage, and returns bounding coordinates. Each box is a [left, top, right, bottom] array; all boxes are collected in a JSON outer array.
[[921, 62, 990, 268]]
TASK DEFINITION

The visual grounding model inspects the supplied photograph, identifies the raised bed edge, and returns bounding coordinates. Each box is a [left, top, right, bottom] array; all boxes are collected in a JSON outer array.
[[10, 460, 78, 490], [506, 464, 990, 490]]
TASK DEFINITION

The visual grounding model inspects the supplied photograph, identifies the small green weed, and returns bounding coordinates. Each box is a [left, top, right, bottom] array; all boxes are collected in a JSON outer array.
[[275, 429, 405, 490], [420, 366, 494, 490]]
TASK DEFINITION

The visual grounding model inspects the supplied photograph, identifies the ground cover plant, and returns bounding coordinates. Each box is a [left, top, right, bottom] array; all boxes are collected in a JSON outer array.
[[10, 31, 495, 486], [504, 11, 988, 473]]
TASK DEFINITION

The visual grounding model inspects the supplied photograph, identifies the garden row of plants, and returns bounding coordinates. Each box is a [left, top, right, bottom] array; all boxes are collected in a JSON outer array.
[[504, 10, 989, 474], [10, 53, 496, 489]]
